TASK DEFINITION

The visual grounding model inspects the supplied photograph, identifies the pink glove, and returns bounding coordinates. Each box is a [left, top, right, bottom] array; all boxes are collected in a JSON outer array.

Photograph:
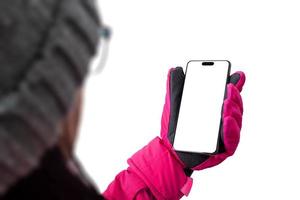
[[160, 67, 246, 170], [126, 68, 245, 199]]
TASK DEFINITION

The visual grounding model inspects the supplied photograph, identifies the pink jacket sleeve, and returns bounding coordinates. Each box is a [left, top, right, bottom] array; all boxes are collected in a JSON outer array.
[[103, 137, 193, 200]]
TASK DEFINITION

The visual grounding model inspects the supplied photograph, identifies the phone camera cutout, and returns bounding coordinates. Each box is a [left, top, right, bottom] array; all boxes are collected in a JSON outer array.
[[202, 62, 214, 66]]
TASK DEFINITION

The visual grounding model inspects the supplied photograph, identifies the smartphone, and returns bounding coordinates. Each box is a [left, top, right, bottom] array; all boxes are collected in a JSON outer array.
[[173, 60, 231, 154]]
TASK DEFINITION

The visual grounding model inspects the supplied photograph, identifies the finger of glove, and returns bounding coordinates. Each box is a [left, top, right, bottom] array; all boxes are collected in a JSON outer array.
[[223, 98, 243, 129], [160, 67, 185, 146], [226, 83, 244, 114], [168, 67, 185, 145], [224, 84, 243, 126], [229, 71, 246, 92], [222, 116, 241, 156]]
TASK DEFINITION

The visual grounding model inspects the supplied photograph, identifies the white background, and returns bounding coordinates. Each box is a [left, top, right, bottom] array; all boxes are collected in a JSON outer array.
[[76, 0, 300, 199]]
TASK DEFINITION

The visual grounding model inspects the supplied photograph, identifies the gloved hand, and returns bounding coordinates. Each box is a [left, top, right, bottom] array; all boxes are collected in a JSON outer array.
[[126, 67, 245, 199], [160, 67, 246, 171]]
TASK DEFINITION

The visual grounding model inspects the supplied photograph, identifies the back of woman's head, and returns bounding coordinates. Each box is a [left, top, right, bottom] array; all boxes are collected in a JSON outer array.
[[0, 0, 101, 195]]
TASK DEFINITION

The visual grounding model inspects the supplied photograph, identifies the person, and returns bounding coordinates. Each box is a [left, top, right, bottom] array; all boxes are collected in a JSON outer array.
[[0, 0, 246, 199]]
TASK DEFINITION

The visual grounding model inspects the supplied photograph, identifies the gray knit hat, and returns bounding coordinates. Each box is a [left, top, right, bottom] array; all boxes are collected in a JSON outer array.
[[0, 0, 101, 194]]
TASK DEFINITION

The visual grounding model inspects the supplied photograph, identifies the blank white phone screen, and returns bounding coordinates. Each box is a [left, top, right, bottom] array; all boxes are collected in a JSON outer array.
[[173, 61, 230, 153]]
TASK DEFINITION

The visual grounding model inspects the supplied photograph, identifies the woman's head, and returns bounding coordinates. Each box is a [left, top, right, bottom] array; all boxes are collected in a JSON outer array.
[[0, 0, 101, 194]]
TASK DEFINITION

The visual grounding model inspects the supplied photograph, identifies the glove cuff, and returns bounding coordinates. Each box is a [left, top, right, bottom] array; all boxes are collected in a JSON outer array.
[[128, 137, 193, 199]]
